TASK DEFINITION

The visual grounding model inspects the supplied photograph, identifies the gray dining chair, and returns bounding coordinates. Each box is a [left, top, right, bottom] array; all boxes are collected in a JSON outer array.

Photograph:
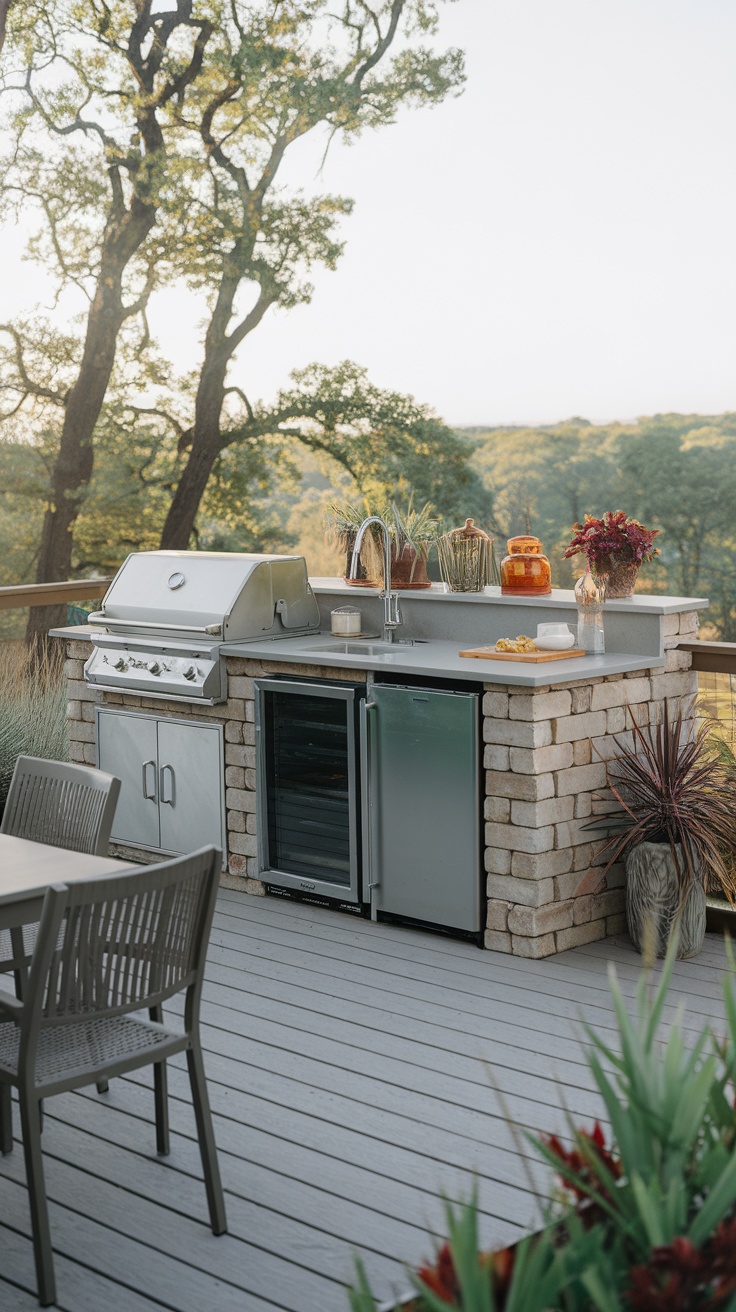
[[0, 845, 227, 1307], [0, 755, 121, 978]]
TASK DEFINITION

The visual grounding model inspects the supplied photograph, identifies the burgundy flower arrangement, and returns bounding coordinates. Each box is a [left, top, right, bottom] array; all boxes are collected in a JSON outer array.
[[563, 511, 660, 597], [563, 511, 659, 569]]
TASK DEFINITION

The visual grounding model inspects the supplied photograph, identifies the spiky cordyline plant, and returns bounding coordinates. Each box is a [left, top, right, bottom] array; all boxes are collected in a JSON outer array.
[[594, 699, 736, 902]]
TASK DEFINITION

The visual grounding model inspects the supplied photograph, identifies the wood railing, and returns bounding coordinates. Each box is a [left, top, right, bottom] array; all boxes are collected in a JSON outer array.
[[679, 641, 736, 679], [0, 578, 112, 612]]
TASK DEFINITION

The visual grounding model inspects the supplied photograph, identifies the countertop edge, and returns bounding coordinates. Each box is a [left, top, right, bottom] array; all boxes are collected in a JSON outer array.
[[309, 579, 709, 615]]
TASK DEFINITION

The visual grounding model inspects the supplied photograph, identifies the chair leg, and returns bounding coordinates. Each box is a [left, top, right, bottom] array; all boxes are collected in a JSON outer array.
[[96, 1079, 109, 1095], [0, 1084, 12, 1155], [150, 1005, 169, 1157], [19, 1094, 56, 1307], [186, 1041, 227, 1235]]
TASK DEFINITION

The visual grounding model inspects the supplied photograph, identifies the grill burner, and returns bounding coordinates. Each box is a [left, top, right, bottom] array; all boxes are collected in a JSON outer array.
[[84, 550, 320, 704]]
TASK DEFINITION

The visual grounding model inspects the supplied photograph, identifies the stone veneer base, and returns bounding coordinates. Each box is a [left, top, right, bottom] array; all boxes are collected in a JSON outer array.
[[61, 608, 698, 959]]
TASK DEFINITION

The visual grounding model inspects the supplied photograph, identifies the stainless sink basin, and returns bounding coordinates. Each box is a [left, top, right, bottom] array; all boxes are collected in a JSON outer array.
[[311, 640, 402, 656]]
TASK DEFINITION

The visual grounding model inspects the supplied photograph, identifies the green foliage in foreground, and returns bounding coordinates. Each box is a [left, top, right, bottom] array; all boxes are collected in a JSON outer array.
[[350, 940, 736, 1310]]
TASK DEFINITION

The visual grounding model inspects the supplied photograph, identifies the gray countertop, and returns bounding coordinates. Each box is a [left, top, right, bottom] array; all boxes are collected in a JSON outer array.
[[219, 633, 662, 686]]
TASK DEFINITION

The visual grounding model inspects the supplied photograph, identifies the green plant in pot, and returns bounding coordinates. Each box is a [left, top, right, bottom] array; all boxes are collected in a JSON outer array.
[[590, 699, 736, 958], [327, 499, 438, 589]]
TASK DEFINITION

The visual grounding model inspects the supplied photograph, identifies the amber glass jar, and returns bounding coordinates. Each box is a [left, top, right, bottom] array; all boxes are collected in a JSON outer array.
[[500, 535, 552, 596]]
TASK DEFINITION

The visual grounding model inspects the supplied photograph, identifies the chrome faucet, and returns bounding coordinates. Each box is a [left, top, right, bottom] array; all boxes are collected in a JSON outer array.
[[348, 516, 402, 643]]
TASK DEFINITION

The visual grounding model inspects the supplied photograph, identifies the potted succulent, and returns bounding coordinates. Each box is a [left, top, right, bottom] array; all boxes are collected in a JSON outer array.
[[327, 499, 438, 589], [349, 944, 736, 1311], [589, 700, 736, 958], [563, 510, 660, 598]]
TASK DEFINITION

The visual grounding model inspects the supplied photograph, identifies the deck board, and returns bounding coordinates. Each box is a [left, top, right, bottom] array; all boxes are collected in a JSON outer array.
[[0, 890, 732, 1309]]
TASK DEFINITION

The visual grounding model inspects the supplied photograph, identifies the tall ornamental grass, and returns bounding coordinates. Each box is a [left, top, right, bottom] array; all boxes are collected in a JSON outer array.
[[0, 640, 68, 811]]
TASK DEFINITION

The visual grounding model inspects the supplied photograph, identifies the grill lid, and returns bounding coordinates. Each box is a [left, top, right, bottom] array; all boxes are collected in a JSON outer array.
[[88, 550, 320, 641]]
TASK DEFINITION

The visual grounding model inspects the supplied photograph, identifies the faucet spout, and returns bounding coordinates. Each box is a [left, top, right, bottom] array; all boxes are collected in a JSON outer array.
[[348, 516, 402, 643]]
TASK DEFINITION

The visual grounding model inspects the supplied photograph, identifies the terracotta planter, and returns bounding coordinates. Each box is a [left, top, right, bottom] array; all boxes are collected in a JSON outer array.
[[593, 555, 641, 599], [625, 842, 706, 958]]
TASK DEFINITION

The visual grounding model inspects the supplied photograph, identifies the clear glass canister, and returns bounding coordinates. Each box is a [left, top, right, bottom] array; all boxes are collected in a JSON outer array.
[[500, 535, 552, 596], [437, 518, 493, 592]]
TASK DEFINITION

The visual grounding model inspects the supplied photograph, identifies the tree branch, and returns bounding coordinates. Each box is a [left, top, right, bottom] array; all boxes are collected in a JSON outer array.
[[0, 0, 13, 56], [224, 385, 254, 424], [0, 325, 67, 404]]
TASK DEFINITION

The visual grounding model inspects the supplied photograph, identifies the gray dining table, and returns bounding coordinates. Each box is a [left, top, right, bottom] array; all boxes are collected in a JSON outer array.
[[0, 834, 131, 1152]]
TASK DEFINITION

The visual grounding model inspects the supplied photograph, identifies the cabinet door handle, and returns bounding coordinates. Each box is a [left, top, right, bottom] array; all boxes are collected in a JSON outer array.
[[360, 700, 380, 916], [142, 759, 157, 802], [160, 763, 175, 806]]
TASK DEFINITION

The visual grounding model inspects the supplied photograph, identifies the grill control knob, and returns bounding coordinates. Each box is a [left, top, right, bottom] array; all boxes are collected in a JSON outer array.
[[147, 661, 161, 675], [183, 665, 196, 681], [114, 657, 127, 672]]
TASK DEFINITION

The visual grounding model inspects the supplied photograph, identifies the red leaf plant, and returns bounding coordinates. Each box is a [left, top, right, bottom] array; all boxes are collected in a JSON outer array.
[[563, 511, 659, 568], [627, 1219, 736, 1311]]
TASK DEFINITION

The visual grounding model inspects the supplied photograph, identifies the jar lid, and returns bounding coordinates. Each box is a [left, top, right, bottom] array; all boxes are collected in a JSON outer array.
[[507, 535, 544, 555], [331, 606, 360, 615], [446, 517, 491, 542]]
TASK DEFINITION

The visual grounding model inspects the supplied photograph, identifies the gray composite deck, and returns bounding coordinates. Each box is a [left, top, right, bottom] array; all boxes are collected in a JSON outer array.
[[0, 890, 732, 1312]]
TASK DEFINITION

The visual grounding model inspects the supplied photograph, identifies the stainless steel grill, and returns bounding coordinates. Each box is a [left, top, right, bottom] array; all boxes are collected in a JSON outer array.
[[84, 551, 320, 703]]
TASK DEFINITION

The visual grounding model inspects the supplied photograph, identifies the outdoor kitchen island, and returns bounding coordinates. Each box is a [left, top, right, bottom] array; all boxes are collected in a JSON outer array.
[[56, 575, 706, 960]]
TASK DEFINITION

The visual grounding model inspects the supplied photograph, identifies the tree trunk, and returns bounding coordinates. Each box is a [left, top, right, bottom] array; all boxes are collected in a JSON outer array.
[[25, 204, 155, 647]]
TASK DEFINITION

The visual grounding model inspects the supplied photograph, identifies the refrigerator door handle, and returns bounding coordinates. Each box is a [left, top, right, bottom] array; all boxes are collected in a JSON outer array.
[[360, 699, 380, 918]]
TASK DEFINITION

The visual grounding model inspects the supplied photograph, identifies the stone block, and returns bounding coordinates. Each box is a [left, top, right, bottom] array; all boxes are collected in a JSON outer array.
[[554, 818, 594, 851], [486, 900, 511, 931], [243, 723, 256, 746], [484, 929, 513, 953], [68, 720, 95, 743], [224, 721, 243, 744], [64, 658, 84, 680], [225, 787, 256, 813], [482, 691, 509, 718], [555, 762, 607, 795], [678, 611, 700, 635], [484, 744, 510, 771], [484, 796, 511, 823], [664, 649, 692, 672], [508, 689, 572, 721], [485, 822, 555, 854], [512, 849, 572, 880], [553, 710, 607, 744], [228, 853, 248, 875], [82, 743, 97, 764], [554, 868, 602, 900], [507, 901, 574, 935], [227, 675, 255, 699], [225, 765, 245, 789], [591, 677, 651, 711], [246, 813, 258, 834], [573, 739, 591, 766], [510, 932, 557, 959], [65, 640, 91, 660], [225, 743, 247, 767], [510, 742, 574, 776], [67, 700, 82, 721], [220, 697, 246, 721], [555, 920, 606, 952], [573, 843, 599, 871], [606, 913, 627, 935], [228, 809, 246, 833], [571, 686, 592, 714], [81, 702, 95, 722], [484, 718, 552, 748], [591, 731, 634, 762], [574, 792, 592, 818], [606, 706, 626, 735], [69, 742, 86, 764], [573, 895, 593, 924], [597, 888, 625, 917], [662, 613, 680, 638], [228, 832, 258, 857], [510, 795, 574, 828], [484, 847, 512, 875], [485, 770, 555, 801], [486, 873, 555, 907]]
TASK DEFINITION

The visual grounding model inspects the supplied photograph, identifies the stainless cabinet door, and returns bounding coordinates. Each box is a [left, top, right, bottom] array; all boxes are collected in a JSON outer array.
[[370, 685, 480, 933], [157, 719, 225, 857], [96, 708, 160, 849]]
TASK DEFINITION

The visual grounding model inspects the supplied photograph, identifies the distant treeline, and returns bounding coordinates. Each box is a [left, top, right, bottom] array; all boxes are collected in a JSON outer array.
[[460, 413, 736, 640]]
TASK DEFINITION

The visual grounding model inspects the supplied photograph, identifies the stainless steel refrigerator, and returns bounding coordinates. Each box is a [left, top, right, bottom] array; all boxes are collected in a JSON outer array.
[[361, 683, 481, 936]]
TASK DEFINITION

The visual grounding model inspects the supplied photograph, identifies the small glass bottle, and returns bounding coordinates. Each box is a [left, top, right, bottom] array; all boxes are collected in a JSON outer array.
[[575, 568, 605, 654]]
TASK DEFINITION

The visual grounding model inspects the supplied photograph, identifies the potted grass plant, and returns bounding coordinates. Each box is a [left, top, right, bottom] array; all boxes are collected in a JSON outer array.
[[348, 941, 736, 1311], [327, 499, 438, 589], [589, 700, 736, 958]]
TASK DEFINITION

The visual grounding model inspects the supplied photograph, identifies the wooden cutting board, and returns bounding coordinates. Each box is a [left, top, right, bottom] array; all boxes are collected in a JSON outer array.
[[459, 645, 586, 663]]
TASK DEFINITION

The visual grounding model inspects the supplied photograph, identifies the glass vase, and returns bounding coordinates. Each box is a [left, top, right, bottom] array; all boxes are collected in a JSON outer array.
[[575, 568, 605, 654]]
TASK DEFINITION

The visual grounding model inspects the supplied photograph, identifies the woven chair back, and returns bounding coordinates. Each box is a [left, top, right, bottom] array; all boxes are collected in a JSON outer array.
[[28, 847, 220, 1026], [1, 755, 121, 855]]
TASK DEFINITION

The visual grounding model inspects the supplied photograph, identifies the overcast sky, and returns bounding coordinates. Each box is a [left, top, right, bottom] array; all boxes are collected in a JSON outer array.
[[5, 0, 736, 427]]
